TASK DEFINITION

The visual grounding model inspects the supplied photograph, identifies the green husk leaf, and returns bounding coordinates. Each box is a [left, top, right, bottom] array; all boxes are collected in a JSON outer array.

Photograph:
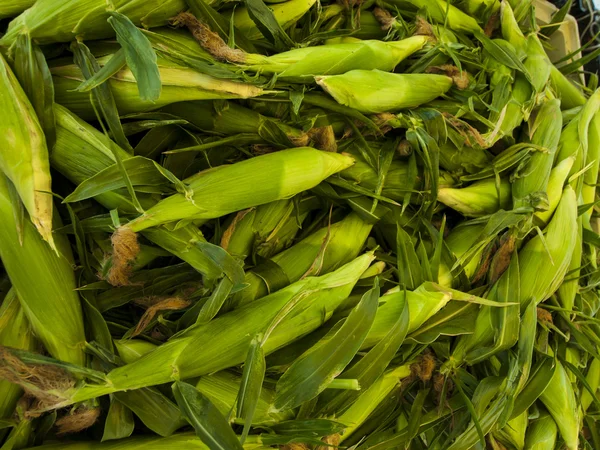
[[63, 156, 167, 203], [196, 241, 246, 287], [172, 381, 243, 450], [274, 279, 380, 411], [70, 40, 132, 154], [108, 12, 161, 102], [318, 290, 409, 414], [196, 277, 235, 325], [244, 0, 295, 50], [13, 33, 56, 149], [237, 336, 266, 443], [542, 0, 573, 37], [74, 49, 127, 92], [186, 0, 257, 52], [475, 33, 531, 81], [102, 398, 135, 441]]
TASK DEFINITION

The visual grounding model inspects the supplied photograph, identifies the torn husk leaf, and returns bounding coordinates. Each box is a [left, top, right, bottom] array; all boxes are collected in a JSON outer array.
[[438, 178, 512, 217]]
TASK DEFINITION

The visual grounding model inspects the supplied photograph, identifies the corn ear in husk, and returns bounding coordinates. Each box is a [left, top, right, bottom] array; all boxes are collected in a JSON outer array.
[[229, 212, 372, 309], [500, 1, 526, 54], [196, 371, 293, 425], [0, 174, 86, 365], [445, 222, 486, 279], [52, 105, 224, 281], [58, 253, 375, 405], [584, 113, 600, 266], [583, 113, 600, 212], [339, 151, 419, 201], [449, 189, 578, 363], [438, 140, 492, 174], [338, 365, 411, 442], [490, 34, 550, 143], [557, 217, 582, 312], [512, 99, 562, 210], [539, 361, 580, 450], [114, 339, 292, 425], [115, 339, 158, 364], [222, 196, 319, 261], [0, 0, 186, 46], [517, 186, 578, 309], [524, 411, 557, 450], [438, 178, 512, 217], [344, 11, 388, 40], [51, 55, 266, 120], [20, 433, 265, 449], [555, 89, 600, 192], [52, 104, 155, 213], [0, 53, 54, 246], [534, 156, 575, 225], [459, 0, 500, 17], [386, 0, 483, 33], [174, 13, 426, 79], [550, 65, 586, 109], [316, 71, 453, 114], [494, 410, 527, 450], [161, 101, 305, 142], [361, 283, 452, 349], [242, 37, 428, 80], [490, 73, 531, 144], [124, 148, 354, 232], [0, 0, 33, 19], [524, 33, 552, 95], [489, 4, 549, 144]]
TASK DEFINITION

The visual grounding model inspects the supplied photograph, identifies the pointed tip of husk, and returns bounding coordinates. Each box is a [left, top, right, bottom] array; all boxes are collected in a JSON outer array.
[[29, 201, 57, 252], [314, 75, 327, 88], [107, 226, 140, 287], [34, 220, 57, 253], [339, 151, 355, 163]]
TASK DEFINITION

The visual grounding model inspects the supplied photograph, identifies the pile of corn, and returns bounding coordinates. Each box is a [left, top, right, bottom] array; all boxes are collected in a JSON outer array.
[[0, 0, 599, 448]]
